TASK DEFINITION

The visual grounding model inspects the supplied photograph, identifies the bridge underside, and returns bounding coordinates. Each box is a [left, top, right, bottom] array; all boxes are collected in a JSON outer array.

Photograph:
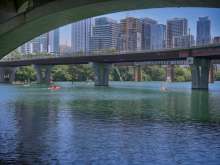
[[0, 0, 220, 58]]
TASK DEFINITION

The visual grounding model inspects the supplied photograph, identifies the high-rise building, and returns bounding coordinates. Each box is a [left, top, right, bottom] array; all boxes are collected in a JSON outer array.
[[142, 17, 157, 50], [119, 17, 142, 51], [150, 24, 166, 50], [91, 17, 119, 52], [20, 33, 49, 54], [173, 35, 195, 48], [48, 29, 60, 54], [213, 36, 220, 44], [71, 18, 92, 53], [20, 42, 32, 54], [167, 18, 188, 48], [196, 17, 211, 46]]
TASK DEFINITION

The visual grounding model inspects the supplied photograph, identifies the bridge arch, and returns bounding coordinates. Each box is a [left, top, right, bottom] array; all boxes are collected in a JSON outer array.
[[0, 0, 220, 58]]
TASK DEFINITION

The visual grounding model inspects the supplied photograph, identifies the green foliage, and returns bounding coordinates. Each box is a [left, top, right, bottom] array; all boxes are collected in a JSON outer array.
[[15, 66, 36, 81], [110, 67, 133, 81], [52, 64, 94, 81], [52, 65, 71, 81], [142, 65, 166, 81], [174, 66, 191, 82], [14, 63, 193, 83]]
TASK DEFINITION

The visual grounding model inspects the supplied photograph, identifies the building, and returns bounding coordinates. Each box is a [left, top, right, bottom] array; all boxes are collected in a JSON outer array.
[[167, 18, 188, 48], [91, 17, 119, 52], [71, 18, 92, 53], [48, 28, 60, 54], [196, 17, 211, 46], [173, 35, 195, 48], [20, 42, 32, 54], [213, 36, 220, 44], [20, 33, 49, 54], [119, 17, 142, 51], [59, 44, 72, 54], [142, 17, 157, 50], [150, 24, 166, 50]]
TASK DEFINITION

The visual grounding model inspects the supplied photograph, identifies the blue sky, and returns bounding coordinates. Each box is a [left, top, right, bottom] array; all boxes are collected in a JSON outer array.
[[60, 7, 220, 46]]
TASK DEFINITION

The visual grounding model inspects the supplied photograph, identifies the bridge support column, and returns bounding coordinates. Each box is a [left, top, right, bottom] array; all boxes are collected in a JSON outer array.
[[209, 64, 216, 84], [0, 67, 17, 83], [133, 65, 142, 82], [34, 65, 52, 84], [166, 65, 174, 82], [191, 58, 210, 90], [93, 63, 111, 86]]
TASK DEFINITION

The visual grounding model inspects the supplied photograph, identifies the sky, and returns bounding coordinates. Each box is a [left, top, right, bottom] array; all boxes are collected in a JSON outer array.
[[59, 7, 220, 46]]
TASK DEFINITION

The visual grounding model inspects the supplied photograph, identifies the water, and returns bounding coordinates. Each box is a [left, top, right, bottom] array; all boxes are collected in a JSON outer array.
[[0, 81, 220, 165]]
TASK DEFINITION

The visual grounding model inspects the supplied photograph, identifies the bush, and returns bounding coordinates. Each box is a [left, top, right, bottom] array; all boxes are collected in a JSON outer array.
[[174, 66, 191, 82], [15, 66, 36, 82]]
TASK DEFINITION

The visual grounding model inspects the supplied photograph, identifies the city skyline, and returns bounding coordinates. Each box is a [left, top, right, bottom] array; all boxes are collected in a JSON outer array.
[[60, 7, 220, 46]]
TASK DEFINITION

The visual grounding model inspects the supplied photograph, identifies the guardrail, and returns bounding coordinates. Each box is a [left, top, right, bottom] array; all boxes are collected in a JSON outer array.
[[1, 43, 220, 62]]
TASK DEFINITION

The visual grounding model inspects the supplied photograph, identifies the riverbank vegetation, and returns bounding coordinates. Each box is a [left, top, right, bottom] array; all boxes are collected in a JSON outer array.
[[15, 64, 194, 82]]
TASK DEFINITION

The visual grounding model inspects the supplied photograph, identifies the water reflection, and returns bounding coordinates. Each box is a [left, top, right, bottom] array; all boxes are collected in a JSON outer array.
[[190, 90, 210, 122], [0, 82, 220, 164]]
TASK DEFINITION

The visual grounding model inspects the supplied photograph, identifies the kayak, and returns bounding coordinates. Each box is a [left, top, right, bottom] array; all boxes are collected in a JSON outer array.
[[48, 86, 61, 90]]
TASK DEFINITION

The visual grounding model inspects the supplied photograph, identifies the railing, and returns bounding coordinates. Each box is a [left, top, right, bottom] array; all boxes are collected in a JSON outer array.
[[1, 43, 220, 62]]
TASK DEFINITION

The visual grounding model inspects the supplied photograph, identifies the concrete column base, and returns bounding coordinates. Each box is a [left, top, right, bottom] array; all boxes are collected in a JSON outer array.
[[93, 63, 111, 86], [34, 65, 52, 84], [191, 58, 210, 90], [209, 64, 216, 84], [166, 65, 174, 82], [134, 65, 142, 82], [0, 67, 17, 83]]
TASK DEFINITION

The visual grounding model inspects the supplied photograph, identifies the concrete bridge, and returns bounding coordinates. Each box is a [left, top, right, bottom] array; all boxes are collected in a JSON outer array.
[[0, 45, 220, 89], [1, 0, 220, 89], [1, 0, 220, 58]]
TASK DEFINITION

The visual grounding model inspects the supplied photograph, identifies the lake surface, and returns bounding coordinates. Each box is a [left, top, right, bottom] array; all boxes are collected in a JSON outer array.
[[0, 81, 220, 164]]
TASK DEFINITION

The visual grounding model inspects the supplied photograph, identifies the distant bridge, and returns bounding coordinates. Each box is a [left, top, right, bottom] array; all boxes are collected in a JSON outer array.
[[0, 45, 219, 90], [1, 45, 220, 67]]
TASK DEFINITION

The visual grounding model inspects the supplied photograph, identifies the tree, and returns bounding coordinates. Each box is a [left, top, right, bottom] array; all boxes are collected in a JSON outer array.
[[142, 65, 166, 81], [15, 66, 36, 82], [174, 66, 191, 82], [52, 65, 71, 81]]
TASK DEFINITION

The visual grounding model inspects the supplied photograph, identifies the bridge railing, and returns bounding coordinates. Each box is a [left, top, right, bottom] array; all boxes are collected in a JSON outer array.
[[1, 43, 220, 62]]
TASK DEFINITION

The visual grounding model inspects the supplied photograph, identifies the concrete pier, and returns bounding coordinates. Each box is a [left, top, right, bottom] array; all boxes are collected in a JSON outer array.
[[166, 65, 174, 82], [133, 65, 142, 82], [191, 58, 210, 90], [0, 67, 16, 83], [209, 64, 216, 83], [93, 63, 111, 86], [34, 65, 52, 84]]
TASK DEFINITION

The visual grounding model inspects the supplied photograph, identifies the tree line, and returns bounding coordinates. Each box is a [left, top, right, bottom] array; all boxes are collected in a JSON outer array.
[[14, 64, 204, 82]]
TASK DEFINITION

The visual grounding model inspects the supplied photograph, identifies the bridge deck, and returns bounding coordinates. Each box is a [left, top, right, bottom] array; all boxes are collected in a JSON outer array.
[[1, 45, 220, 67]]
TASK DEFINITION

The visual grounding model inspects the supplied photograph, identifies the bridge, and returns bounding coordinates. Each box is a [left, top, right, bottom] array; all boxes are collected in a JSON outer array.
[[1, 0, 220, 58], [1, 0, 220, 90], [0, 45, 220, 89]]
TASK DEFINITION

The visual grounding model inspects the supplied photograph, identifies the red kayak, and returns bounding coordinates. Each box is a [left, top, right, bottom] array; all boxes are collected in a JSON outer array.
[[48, 85, 61, 90]]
